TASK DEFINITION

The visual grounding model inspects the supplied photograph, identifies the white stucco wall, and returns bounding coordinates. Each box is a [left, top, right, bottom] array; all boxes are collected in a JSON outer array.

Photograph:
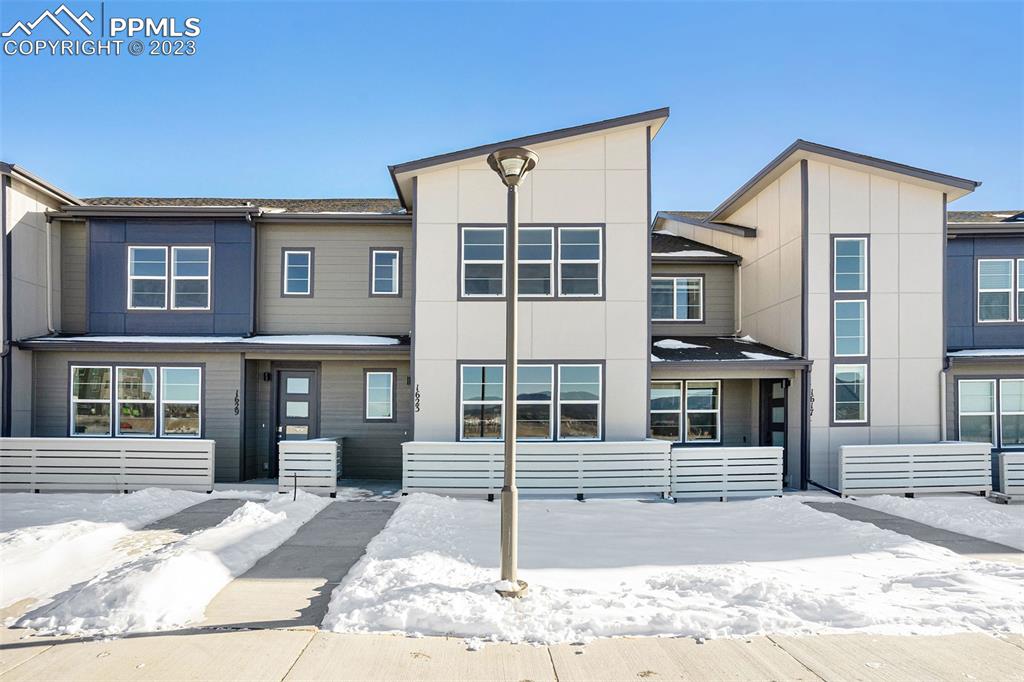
[[412, 125, 651, 441]]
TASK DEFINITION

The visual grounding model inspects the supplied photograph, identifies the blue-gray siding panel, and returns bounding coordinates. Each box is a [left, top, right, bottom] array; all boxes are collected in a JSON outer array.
[[88, 218, 253, 335], [946, 236, 1024, 350]]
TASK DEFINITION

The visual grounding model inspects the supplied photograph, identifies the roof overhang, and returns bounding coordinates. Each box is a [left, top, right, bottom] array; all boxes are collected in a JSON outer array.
[[652, 358, 811, 369], [708, 140, 981, 223], [256, 212, 412, 225], [50, 205, 260, 220], [652, 255, 740, 265], [0, 162, 82, 206], [16, 337, 411, 355], [653, 211, 757, 238], [947, 223, 1024, 237], [388, 107, 670, 210], [947, 352, 1024, 365]]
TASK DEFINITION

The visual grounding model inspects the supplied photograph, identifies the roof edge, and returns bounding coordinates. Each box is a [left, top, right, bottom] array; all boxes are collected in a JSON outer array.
[[707, 140, 981, 222], [1, 162, 82, 206], [654, 211, 757, 238], [50, 205, 260, 219]]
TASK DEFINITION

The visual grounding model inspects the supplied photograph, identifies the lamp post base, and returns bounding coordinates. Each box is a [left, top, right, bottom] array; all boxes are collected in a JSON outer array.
[[495, 579, 529, 599]]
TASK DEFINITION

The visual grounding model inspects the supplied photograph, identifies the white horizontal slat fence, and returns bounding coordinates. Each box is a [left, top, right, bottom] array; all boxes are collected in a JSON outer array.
[[278, 437, 342, 497], [0, 437, 215, 493], [670, 446, 783, 501], [996, 452, 1024, 498], [839, 442, 992, 497]]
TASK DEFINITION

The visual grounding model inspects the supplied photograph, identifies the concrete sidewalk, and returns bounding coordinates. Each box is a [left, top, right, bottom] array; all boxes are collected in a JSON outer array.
[[200, 500, 397, 629], [3, 628, 1023, 681], [805, 501, 1024, 565]]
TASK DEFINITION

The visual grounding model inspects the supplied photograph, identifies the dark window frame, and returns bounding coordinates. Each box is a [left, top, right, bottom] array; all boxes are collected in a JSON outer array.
[[363, 368, 398, 423]]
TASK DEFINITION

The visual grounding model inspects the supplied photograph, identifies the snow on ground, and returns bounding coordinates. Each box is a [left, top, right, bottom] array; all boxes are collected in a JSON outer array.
[[322, 494, 1024, 644], [16, 491, 329, 635], [0, 488, 268, 611], [852, 494, 1024, 551]]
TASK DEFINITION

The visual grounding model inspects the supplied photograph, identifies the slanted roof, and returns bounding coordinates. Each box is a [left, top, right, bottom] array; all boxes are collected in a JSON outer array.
[[651, 232, 741, 263], [83, 197, 405, 214], [0, 162, 82, 206], [947, 209, 1024, 236], [653, 210, 756, 238], [947, 210, 1023, 224], [389, 107, 670, 210], [708, 140, 980, 223], [651, 335, 809, 368]]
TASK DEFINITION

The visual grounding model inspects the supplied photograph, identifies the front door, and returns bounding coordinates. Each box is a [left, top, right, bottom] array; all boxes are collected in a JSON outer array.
[[274, 369, 320, 476], [759, 379, 788, 477]]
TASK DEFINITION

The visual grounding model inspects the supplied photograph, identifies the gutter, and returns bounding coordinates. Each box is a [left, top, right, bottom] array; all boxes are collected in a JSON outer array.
[[1, 176, 10, 436], [650, 358, 811, 370], [49, 205, 261, 219], [14, 339, 412, 355]]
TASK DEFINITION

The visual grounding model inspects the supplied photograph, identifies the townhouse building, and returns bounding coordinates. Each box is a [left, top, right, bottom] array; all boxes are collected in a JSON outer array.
[[1, 110, 1017, 494]]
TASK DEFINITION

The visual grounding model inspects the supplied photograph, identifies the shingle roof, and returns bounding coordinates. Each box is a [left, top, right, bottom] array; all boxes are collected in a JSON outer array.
[[660, 211, 711, 222], [651, 233, 741, 261], [947, 210, 1023, 224], [83, 197, 406, 214], [651, 336, 805, 363]]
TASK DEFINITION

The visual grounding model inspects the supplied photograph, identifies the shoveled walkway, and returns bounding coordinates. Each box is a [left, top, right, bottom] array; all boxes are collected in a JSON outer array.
[[200, 500, 397, 630], [805, 501, 1024, 565]]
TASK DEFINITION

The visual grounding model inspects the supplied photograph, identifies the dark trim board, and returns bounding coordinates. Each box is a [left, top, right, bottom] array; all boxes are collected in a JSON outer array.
[[1, 175, 10, 437], [645, 125, 653, 441], [799, 159, 810, 490], [410, 177, 418, 440]]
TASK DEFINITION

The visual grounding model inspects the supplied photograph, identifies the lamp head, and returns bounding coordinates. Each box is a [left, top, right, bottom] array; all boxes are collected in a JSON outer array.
[[486, 147, 538, 188]]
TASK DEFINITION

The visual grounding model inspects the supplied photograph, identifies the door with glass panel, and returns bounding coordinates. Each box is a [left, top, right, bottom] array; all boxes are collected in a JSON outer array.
[[759, 379, 788, 477], [274, 369, 320, 476]]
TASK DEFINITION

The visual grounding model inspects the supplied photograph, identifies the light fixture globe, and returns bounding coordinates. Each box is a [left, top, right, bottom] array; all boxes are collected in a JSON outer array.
[[487, 147, 538, 188]]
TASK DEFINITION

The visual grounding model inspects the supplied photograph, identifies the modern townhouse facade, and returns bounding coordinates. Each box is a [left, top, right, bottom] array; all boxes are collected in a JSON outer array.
[[2, 110, 1017, 493]]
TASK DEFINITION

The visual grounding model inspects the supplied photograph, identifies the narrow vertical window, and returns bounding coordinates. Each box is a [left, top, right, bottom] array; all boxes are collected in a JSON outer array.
[[650, 381, 682, 442], [978, 259, 1013, 322], [462, 228, 505, 296], [1017, 260, 1024, 321], [283, 249, 312, 296], [833, 365, 868, 424], [518, 228, 553, 296], [371, 249, 400, 296], [833, 238, 867, 292], [558, 227, 601, 296], [517, 365, 553, 440], [558, 364, 601, 439], [116, 367, 157, 436], [834, 300, 867, 356], [958, 379, 996, 444], [460, 365, 504, 439], [1000, 379, 1024, 448], [128, 246, 168, 309], [70, 366, 112, 436], [365, 371, 395, 420], [171, 247, 211, 309], [684, 380, 720, 442], [161, 367, 202, 437]]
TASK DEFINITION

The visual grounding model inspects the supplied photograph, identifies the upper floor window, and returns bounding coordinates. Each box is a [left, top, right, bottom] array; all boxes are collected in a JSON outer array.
[[371, 249, 400, 296], [127, 245, 210, 311], [977, 258, 1015, 323], [1019, 260, 1024, 321], [460, 225, 603, 299], [171, 247, 211, 310], [834, 300, 867, 357], [128, 246, 168, 310], [651, 276, 703, 321], [282, 249, 313, 296], [833, 238, 867, 292]]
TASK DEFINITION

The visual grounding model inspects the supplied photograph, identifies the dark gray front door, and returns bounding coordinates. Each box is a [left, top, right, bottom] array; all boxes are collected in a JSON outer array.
[[275, 369, 320, 462], [760, 379, 788, 477]]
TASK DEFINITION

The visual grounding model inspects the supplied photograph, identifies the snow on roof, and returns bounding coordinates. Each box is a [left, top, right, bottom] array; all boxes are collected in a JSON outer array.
[[655, 250, 733, 258], [27, 334, 403, 346], [654, 339, 709, 350], [741, 351, 788, 361], [948, 348, 1024, 358], [652, 335, 803, 363]]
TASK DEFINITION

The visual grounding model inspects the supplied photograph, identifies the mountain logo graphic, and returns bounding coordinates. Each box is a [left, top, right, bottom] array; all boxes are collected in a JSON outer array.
[[2, 4, 95, 37]]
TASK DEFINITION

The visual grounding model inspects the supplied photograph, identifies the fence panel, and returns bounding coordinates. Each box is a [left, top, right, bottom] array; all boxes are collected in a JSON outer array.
[[670, 447, 783, 500], [278, 437, 342, 497], [839, 442, 991, 496]]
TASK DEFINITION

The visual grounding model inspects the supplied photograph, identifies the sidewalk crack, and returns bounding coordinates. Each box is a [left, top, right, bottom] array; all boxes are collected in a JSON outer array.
[[765, 634, 826, 681], [546, 646, 561, 682]]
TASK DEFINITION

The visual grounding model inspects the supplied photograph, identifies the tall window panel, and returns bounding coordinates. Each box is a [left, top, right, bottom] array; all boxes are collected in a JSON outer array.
[[977, 259, 1013, 322], [160, 367, 202, 437], [116, 367, 156, 436], [1000, 379, 1024, 448], [557, 364, 602, 440], [70, 366, 112, 436], [650, 382, 682, 442], [518, 228, 553, 296], [462, 228, 505, 297], [517, 365, 553, 440], [558, 228, 601, 296], [833, 238, 867, 292], [461, 365, 504, 440], [958, 380, 996, 444], [283, 249, 312, 296], [371, 249, 400, 296], [127, 246, 168, 309], [833, 365, 868, 424], [1017, 260, 1024, 321], [171, 247, 211, 309], [365, 371, 394, 420], [684, 380, 720, 443], [834, 300, 867, 357]]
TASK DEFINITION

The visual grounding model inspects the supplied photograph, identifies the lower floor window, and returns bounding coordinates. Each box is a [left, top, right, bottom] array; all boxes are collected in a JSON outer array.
[[959, 378, 1024, 448], [685, 380, 720, 443], [459, 362, 601, 441], [833, 364, 867, 423], [365, 371, 395, 420], [70, 364, 202, 438], [650, 381, 682, 441]]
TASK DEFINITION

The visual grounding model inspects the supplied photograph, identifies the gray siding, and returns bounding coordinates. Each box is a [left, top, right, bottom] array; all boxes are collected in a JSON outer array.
[[257, 222, 412, 335], [944, 360, 1024, 444], [946, 236, 1024, 350], [721, 379, 756, 446], [651, 262, 735, 336], [60, 221, 87, 334], [32, 350, 244, 482]]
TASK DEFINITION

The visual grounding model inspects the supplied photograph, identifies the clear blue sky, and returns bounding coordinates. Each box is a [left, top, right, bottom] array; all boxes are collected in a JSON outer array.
[[1, 1, 1021, 210]]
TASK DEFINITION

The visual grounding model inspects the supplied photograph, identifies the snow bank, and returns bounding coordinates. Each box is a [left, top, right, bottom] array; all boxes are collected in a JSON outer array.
[[322, 494, 1024, 643], [0, 488, 270, 610], [17, 492, 329, 635], [853, 495, 1024, 551]]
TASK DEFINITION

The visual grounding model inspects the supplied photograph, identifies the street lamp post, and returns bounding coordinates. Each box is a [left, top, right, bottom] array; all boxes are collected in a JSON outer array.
[[486, 146, 538, 599]]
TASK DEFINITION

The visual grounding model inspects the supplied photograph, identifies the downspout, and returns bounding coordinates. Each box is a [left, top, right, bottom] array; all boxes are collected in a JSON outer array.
[[45, 215, 54, 334], [734, 265, 742, 335], [940, 362, 948, 441], [1, 175, 12, 437]]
